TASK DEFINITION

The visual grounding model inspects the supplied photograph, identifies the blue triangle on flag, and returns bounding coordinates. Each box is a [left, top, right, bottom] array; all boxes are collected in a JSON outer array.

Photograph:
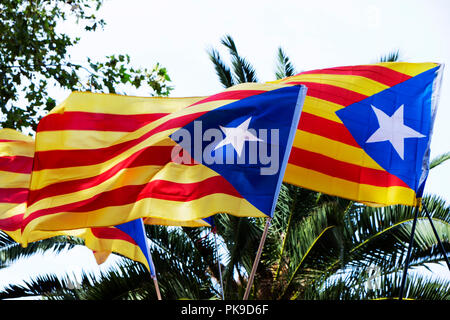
[[336, 66, 439, 193]]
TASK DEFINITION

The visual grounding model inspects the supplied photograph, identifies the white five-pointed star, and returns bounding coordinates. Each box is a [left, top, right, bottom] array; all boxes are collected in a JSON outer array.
[[366, 104, 425, 160], [214, 117, 262, 156]]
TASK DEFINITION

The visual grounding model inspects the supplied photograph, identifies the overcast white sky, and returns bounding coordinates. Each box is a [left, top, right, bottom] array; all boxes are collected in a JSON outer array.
[[1, 0, 449, 291]]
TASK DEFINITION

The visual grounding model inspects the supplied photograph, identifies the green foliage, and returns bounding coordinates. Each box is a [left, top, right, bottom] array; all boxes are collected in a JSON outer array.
[[207, 34, 258, 88], [430, 152, 450, 170], [379, 50, 400, 63], [0, 0, 172, 132], [275, 47, 297, 80]]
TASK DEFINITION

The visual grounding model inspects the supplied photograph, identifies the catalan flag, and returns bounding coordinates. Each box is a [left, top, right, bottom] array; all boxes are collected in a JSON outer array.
[[272, 62, 443, 206], [21, 83, 306, 244]]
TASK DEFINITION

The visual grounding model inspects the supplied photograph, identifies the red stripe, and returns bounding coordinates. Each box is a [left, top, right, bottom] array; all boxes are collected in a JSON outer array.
[[22, 175, 242, 229], [288, 148, 409, 188], [0, 156, 33, 174], [90, 227, 137, 245], [298, 112, 360, 147], [0, 188, 29, 203], [0, 213, 23, 231], [33, 111, 206, 170], [285, 81, 368, 106], [297, 65, 411, 87], [189, 90, 267, 107], [37, 111, 168, 132], [28, 146, 196, 206]]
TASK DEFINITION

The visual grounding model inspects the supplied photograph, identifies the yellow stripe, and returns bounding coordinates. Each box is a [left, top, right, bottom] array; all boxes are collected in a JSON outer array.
[[0, 203, 25, 218], [151, 163, 219, 183], [283, 164, 417, 206], [4, 230, 22, 243], [273, 73, 389, 96], [0, 171, 30, 188], [35, 130, 176, 151], [51, 92, 204, 115], [143, 217, 212, 227], [224, 82, 287, 92], [375, 62, 438, 77], [0, 141, 35, 157], [292, 130, 384, 170], [301, 95, 344, 123], [22, 193, 264, 244], [0, 202, 19, 214], [0, 128, 34, 143]]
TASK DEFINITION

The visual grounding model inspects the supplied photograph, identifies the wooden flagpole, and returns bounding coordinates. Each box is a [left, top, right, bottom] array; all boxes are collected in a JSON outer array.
[[399, 203, 420, 300], [243, 217, 272, 300], [151, 273, 162, 300], [147, 249, 162, 300]]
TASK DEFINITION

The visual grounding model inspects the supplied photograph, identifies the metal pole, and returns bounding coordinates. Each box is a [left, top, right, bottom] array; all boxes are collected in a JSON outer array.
[[422, 201, 450, 271], [243, 217, 272, 300], [399, 205, 420, 300], [213, 230, 225, 300]]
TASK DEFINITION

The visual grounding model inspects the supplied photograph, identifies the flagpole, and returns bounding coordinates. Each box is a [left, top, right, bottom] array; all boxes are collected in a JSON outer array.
[[139, 219, 162, 300], [147, 252, 162, 300], [213, 228, 225, 300], [399, 204, 420, 300], [422, 201, 450, 271], [151, 273, 162, 300], [243, 217, 272, 300]]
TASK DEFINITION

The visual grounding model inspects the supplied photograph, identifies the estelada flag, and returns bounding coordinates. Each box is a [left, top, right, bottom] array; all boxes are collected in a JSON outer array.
[[21, 83, 306, 244], [85, 218, 156, 276], [272, 62, 443, 206]]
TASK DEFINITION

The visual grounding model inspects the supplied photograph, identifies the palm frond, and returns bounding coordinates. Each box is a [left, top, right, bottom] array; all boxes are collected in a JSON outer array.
[[379, 50, 400, 62], [304, 269, 450, 300], [220, 34, 258, 84], [430, 151, 450, 170], [207, 48, 235, 88], [275, 47, 297, 80], [0, 234, 82, 270]]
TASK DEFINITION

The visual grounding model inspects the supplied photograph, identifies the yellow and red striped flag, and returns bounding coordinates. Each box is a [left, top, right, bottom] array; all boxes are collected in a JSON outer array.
[[0, 129, 205, 273], [273, 62, 443, 206], [0, 129, 35, 242], [21, 83, 306, 245]]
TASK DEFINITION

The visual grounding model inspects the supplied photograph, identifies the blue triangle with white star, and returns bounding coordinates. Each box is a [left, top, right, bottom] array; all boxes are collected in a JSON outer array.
[[170, 85, 305, 217], [335, 66, 439, 194]]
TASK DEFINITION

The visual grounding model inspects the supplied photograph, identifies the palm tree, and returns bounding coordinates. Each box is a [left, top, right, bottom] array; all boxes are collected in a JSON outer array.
[[204, 36, 450, 300], [0, 37, 448, 300]]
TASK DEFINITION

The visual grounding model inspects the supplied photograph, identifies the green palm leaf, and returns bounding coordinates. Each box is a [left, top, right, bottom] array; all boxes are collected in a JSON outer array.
[[430, 152, 450, 169], [275, 47, 297, 80]]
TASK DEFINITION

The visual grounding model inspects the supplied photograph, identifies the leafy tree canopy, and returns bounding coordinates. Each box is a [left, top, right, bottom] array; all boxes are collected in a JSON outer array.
[[0, 0, 172, 131]]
